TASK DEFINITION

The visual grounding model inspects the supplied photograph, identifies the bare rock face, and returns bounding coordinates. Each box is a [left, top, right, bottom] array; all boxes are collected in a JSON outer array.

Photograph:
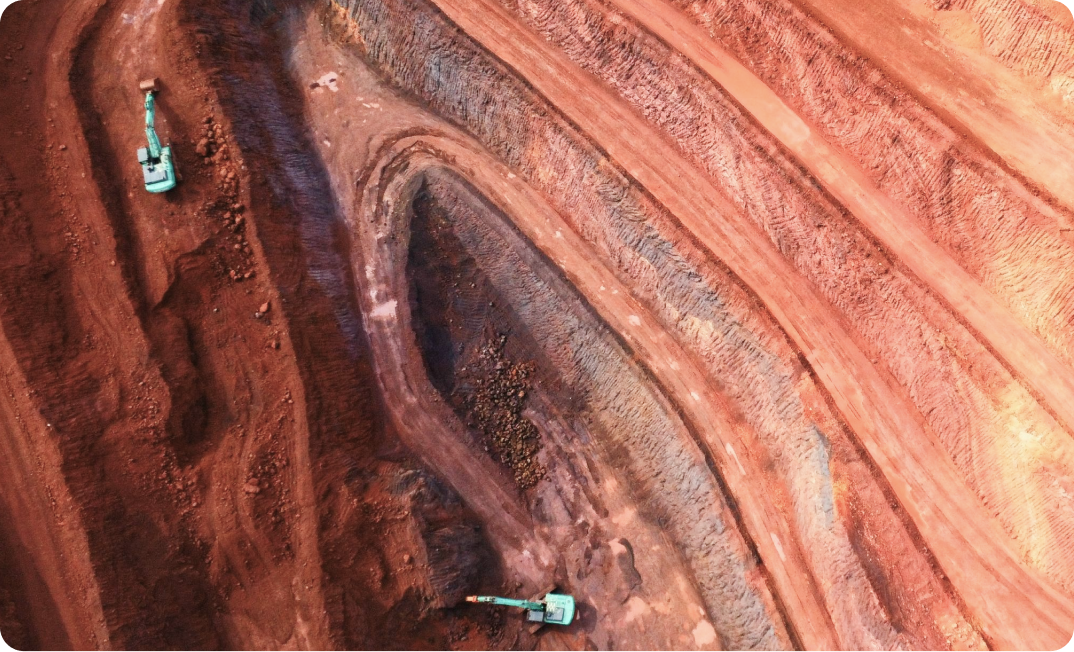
[[391, 469, 493, 609], [1, 0, 1073, 648], [422, 524, 487, 608]]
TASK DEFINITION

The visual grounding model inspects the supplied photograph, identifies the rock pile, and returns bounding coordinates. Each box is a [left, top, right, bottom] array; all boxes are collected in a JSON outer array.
[[456, 335, 545, 489], [194, 116, 224, 162], [196, 115, 256, 283]]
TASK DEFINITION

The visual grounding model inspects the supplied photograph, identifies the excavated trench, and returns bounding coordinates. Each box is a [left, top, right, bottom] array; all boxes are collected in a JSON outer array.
[[407, 194, 549, 490], [402, 169, 787, 648]]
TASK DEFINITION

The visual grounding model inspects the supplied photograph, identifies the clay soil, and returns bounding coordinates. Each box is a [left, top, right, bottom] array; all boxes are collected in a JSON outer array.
[[1, 0, 1074, 649]]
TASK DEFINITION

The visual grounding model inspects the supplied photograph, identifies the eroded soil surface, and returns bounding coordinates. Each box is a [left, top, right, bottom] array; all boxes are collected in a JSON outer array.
[[1, 0, 1073, 648]]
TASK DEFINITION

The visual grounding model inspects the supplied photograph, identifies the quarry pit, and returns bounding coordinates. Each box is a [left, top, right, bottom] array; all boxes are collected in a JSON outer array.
[[1, 0, 1074, 648]]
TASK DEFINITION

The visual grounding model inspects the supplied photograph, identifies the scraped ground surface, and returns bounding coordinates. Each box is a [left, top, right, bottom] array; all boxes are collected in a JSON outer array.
[[1, 0, 1074, 648]]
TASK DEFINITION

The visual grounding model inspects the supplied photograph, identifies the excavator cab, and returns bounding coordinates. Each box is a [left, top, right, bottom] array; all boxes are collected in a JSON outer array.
[[537, 593, 575, 626], [137, 144, 175, 192], [137, 79, 177, 193]]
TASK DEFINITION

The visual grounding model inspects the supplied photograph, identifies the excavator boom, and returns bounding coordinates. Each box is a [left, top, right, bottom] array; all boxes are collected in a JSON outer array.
[[135, 81, 176, 193], [144, 91, 162, 159], [466, 596, 544, 610]]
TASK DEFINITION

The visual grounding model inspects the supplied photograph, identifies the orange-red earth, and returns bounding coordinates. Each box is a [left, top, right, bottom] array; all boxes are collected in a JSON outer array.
[[1, 0, 1074, 648]]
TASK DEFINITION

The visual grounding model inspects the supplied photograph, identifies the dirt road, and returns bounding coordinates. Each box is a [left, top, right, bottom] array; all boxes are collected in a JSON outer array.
[[610, 0, 1074, 438]]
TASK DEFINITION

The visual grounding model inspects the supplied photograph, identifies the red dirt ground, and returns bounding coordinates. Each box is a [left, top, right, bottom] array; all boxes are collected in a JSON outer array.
[[1, 0, 1073, 649]]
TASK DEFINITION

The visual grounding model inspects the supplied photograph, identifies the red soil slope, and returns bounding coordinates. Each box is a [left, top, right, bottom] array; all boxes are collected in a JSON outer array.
[[1, 0, 1073, 649]]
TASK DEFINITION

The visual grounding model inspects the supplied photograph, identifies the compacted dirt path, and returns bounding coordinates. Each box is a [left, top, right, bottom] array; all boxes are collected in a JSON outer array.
[[788, 0, 1074, 220], [609, 0, 1074, 437]]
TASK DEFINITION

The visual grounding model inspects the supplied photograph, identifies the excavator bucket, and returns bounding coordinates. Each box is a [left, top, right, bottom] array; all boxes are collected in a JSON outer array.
[[138, 78, 159, 93]]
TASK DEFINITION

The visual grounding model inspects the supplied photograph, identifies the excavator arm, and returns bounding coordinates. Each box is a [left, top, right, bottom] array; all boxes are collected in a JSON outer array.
[[144, 91, 162, 159], [465, 596, 544, 611]]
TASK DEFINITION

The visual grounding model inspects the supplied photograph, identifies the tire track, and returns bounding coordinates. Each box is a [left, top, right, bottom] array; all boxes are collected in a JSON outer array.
[[605, 0, 1074, 441]]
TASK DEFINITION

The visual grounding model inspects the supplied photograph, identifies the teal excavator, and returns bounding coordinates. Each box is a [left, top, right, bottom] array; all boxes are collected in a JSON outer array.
[[465, 592, 575, 626], [136, 78, 177, 193]]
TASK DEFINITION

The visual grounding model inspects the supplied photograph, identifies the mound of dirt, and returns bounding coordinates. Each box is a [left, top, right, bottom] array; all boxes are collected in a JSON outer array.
[[455, 338, 545, 490]]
